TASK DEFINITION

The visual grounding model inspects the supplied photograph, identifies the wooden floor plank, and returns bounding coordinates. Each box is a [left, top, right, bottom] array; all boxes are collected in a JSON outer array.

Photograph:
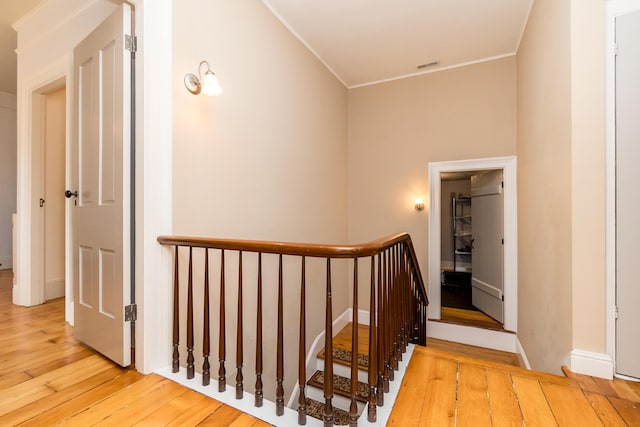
[[132, 389, 209, 426], [561, 366, 604, 395], [510, 375, 558, 426], [199, 404, 243, 426], [0, 366, 126, 426], [485, 370, 523, 426], [609, 378, 640, 403], [93, 378, 189, 426], [386, 350, 432, 426], [541, 380, 602, 426], [60, 375, 166, 425], [607, 395, 640, 425], [584, 391, 628, 426], [418, 355, 458, 426], [428, 337, 520, 367], [17, 370, 146, 427], [456, 363, 492, 427], [228, 413, 262, 427], [164, 396, 223, 426]]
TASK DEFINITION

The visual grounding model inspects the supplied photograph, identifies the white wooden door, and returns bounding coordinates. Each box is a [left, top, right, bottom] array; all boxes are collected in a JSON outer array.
[[71, 4, 132, 367], [615, 10, 640, 380], [471, 171, 504, 323]]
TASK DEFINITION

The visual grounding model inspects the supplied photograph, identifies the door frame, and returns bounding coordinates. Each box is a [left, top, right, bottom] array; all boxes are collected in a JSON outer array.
[[14, 0, 173, 374], [428, 156, 518, 332], [605, 0, 640, 379]]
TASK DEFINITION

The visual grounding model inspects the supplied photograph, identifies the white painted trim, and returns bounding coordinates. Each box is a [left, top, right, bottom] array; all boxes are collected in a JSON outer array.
[[570, 349, 614, 380], [615, 373, 640, 382], [427, 320, 517, 353], [45, 279, 65, 300], [0, 256, 12, 270], [516, 336, 531, 370], [427, 156, 518, 332], [604, 0, 640, 379], [349, 53, 516, 89], [134, 0, 174, 375], [15, 56, 69, 308]]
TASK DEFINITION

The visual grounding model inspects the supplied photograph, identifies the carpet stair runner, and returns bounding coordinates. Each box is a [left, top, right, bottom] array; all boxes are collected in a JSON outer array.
[[304, 347, 370, 425]]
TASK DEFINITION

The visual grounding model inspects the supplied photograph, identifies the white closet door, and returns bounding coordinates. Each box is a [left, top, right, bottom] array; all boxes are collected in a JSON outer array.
[[615, 10, 640, 380]]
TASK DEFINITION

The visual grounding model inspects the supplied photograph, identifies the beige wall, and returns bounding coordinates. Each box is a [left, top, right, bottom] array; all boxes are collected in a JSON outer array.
[[348, 56, 517, 307], [516, 0, 607, 375], [0, 92, 17, 270], [516, 0, 573, 373], [172, 0, 348, 399], [44, 87, 66, 299]]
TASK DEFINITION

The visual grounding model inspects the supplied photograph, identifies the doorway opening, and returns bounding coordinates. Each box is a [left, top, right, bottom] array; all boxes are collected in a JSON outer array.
[[42, 87, 67, 302], [440, 170, 504, 331], [428, 156, 518, 342]]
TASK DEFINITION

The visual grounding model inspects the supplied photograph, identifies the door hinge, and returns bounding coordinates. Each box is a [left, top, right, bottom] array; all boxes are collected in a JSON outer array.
[[614, 306, 619, 319], [501, 238, 504, 245], [501, 295, 504, 302], [125, 35, 137, 53], [125, 304, 137, 322], [501, 181, 504, 188], [614, 43, 619, 56]]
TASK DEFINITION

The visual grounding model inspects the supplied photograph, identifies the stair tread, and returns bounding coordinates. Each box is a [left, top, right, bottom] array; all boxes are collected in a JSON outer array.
[[304, 397, 358, 426], [317, 347, 369, 371], [307, 370, 369, 403]]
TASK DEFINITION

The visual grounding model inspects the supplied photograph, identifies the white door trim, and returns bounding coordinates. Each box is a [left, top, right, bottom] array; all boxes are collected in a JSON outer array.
[[427, 156, 518, 332], [605, 0, 640, 377], [15, 56, 70, 310]]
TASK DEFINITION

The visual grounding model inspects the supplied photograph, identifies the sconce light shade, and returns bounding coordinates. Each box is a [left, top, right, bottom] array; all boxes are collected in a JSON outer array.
[[184, 60, 223, 96], [415, 197, 425, 211]]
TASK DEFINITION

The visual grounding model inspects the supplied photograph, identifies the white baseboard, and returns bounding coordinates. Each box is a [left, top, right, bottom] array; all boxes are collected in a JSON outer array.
[[427, 320, 517, 353], [570, 349, 613, 380], [0, 255, 12, 270], [45, 279, 65, 300], [516, 337, 531, 370]]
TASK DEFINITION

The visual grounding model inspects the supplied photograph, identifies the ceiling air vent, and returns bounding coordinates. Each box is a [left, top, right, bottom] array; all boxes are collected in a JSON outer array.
[[417, 61, 440, 70]]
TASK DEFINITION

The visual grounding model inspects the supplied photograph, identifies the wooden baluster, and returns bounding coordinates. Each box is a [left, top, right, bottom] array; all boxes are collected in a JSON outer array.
[[255, 253, 263, 407], [172, 246, 180, 373], [367, 255, 377, 422], [218, 249, 226, 392], [298, 256, 307, 425], [236, 251, 244, 399], [276, 254, 285, 415], [349, 258, 359, 427], [393, 245, 401, 365], [187, 247, 195, 379], [376, 253, 385, 406], [203, 248, 211, 386], [323, 258, 334, 426], [384, 250, 393, 385], [391, 247, 399, 372]]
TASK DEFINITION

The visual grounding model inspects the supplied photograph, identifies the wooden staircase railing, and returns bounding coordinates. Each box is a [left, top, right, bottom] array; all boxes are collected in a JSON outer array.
[[157, 233, 428, 426]]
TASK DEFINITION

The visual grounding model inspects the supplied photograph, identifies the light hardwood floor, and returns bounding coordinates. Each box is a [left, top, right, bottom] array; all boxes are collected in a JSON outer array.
[[2, 270, 639, 426], [0, 270, 267, 426]]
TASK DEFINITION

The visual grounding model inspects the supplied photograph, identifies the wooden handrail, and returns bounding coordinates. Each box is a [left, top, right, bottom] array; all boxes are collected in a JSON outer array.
[[157, 233, 428, 304], [158, 232, 428, 425]]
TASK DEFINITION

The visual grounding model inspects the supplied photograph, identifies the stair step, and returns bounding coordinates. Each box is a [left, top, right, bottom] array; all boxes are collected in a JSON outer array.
[[307, 370, 369, 403], [305, 397, 358, 426], [317, 347, 369, 371]]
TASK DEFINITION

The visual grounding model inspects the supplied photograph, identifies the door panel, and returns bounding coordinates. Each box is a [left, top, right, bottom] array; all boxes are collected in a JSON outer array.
[[72, 4, 131, 367], [615, 10, 640, 379], [471, 171, 504, 323]]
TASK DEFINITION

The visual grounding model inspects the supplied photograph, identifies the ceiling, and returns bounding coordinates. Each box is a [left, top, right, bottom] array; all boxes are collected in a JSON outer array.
[[0, 0, 43, 94], [262, 0, 533, 88], [0, 1, 534, 94]]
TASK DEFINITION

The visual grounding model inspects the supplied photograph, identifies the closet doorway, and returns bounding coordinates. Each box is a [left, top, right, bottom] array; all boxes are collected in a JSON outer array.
[[427, 156, 518, 334], [440, 170, 504, 330]]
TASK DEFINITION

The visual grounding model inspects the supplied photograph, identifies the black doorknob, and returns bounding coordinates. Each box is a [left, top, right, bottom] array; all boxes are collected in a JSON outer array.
[[65, 190, 78, 198]]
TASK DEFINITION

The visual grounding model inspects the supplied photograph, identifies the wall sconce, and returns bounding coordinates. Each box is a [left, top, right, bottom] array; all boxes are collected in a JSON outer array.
[[415, 197, 425, 211], [184, 61, 223, 96]]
